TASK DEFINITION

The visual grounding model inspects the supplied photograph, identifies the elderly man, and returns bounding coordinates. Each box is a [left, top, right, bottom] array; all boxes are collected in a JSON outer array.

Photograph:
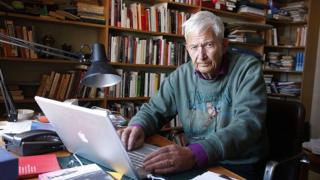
[[118, 11, 268, 179]]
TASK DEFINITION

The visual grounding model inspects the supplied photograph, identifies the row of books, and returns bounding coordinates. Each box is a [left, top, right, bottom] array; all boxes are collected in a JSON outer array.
[[167, 0, 200, 6], [76, 1, 105, 24], [107, 102, 143, 120], [107, 70, 167, 98], [202, 0, 238, 12], [267, 1, 307, 22], [264, 74, 301, 96], [0, 85, 24, 101], [0, 20, 37, 58], [36, 66, 103, 101], [265, 26, 307, 47], [109, 35, 188, 66], [109, 1, 191, 35], [264, 51, 304, 71]]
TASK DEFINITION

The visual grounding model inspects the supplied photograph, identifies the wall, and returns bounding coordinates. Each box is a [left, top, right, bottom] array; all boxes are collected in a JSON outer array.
[[310, 24, 320, 138]]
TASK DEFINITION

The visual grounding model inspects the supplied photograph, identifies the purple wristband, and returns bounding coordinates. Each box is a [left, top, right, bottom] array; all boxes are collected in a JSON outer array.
[[187, 143, 208, 168], [130, 124, 144, 130]]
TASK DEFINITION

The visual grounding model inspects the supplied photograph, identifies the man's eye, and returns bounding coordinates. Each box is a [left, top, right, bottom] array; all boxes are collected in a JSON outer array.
[[206, 43, 214, 48], [190, 45, 197, 50]]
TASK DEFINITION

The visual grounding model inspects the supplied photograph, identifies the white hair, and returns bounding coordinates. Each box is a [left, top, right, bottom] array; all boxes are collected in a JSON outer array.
[[182, 11, 224, 42]]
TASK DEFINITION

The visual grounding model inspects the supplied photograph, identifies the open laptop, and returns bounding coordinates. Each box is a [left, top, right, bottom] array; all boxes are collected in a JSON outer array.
[[35, 96, 159, 180]]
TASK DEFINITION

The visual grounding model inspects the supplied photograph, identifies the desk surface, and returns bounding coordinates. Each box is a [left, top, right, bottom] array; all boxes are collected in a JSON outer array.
[[0, 134, 244, 180]]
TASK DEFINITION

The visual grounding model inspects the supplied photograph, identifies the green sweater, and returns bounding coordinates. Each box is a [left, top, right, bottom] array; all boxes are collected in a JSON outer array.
[[129, 51, 268, 166]]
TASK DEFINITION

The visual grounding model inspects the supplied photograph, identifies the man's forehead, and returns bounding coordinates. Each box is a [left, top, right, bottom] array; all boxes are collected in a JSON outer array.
[[185, 29, 218, 43]]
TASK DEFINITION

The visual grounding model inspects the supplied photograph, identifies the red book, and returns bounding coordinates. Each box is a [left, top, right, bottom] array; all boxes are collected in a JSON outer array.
[[18, 154, 61, 178]]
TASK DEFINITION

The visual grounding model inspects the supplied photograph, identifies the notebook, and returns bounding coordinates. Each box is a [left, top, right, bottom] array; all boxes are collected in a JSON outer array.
[[34, 96, 158, 180]]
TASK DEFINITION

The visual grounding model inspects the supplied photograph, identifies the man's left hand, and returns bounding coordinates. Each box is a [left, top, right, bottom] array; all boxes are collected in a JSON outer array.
[[143, 144, 196, 174]]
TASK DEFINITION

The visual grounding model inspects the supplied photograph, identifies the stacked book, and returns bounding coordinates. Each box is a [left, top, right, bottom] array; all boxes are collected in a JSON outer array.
[[272, 81, 301, 96], [263, 74, 274, 94], [0, 85, 24, 101], [202, 0, 238, 12], [266, 52, 294, 71], [267, 1, 307, 22], [280, 1, 307, 22], [77, 2, 105, 24], [237, 0, 266, 17]]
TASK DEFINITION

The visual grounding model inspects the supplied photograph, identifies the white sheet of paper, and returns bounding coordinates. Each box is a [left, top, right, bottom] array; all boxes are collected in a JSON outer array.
[[0, 120, 32, 135], [192, 171, 236, 180]]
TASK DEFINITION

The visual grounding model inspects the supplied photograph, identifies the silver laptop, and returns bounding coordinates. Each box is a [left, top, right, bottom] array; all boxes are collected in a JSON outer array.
[[35, 96, 158, 180]]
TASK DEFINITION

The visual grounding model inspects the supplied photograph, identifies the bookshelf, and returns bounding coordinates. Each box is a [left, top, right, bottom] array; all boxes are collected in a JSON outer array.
[[0, 0, 319, 122], [263, 0, 320, 121], [0, 1, 108, 116]]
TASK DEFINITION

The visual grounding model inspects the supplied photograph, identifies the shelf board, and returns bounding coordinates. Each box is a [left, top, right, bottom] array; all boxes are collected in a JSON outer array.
[[108, 26, 184, 38], [158, 0, 200, 10], [0, 57, 88, 64], [0, 11, 105, 28], [201, 7, 265, 21], [0, 97, 105, 104], [110, 62, 177, 70], [264, 45, 305, 49], [268, 93, 300, 98], [106, 97, 150, 101], [0, 98, 35, 103], [77, 98, 105, 101], [263, 68, 303, 74], [229, 41, 264, 46], [266, 19, 307, 25]]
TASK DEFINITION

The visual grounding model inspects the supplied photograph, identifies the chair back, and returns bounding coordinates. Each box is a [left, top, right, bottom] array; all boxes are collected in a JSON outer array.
[[265, 98, 306, 180]]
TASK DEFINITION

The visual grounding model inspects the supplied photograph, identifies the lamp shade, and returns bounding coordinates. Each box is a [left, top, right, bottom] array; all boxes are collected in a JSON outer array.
[[81, 43, 121, 87]]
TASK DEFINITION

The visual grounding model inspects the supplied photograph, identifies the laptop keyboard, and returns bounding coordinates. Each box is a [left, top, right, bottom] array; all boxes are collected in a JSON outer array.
[[128, 143, 159, 169]]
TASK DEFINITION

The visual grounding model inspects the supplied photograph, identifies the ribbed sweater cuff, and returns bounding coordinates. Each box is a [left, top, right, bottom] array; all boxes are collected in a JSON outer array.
[[187, 143, 208, 168]]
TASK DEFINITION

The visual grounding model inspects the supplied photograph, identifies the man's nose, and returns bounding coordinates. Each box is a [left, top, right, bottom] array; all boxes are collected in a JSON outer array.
[[197, 46, 207, 60]]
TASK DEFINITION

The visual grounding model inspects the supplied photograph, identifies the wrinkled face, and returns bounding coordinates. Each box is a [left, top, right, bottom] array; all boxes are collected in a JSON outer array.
[[186, 28, 225, 74]]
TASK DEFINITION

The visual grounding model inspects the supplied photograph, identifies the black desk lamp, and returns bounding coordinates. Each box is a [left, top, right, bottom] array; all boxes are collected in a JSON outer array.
[[81, 43, 121, 88], [0, 69, 17, 122]]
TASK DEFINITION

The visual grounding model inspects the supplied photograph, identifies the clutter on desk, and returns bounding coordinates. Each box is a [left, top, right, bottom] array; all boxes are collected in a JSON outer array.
[[90, 106, 128, 128], [2, 129, 64, 156], [17, 109, 34, 120], [38, 164, 113, 180], [303, 138, 320, 155], [0, 147, 18, 180], [18, 153, 60, 178]]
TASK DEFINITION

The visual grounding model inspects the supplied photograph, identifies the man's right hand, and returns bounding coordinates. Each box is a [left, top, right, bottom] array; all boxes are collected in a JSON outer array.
[[117, 126, 145, 151]]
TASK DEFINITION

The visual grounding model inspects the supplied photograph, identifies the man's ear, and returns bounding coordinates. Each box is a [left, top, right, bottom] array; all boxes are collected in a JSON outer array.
[[222, 38, 229, 53]]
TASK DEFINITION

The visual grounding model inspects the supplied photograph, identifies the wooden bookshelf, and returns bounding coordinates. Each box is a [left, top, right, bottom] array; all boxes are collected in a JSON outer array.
[[106, 97, 150, 101], [108, 26, 184, 39], [263, 68, 303, 74], [0, 11, 105, 28], [110, 62, 176, 70], [264, 45, 305, 49], [201, 7, 266, 22], [0, 0, 318, 122], [0, 57, 88, 64]]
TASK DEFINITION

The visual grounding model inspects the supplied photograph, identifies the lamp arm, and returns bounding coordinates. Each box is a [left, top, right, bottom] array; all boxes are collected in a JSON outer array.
[[0, 32, 84, 61], [0, 69, 17, 122]]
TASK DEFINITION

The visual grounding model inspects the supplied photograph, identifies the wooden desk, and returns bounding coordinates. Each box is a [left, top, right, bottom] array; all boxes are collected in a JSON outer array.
[[0, 135, 244, 180], [146, 135, 244, 180], [304, 149, 320, 174]]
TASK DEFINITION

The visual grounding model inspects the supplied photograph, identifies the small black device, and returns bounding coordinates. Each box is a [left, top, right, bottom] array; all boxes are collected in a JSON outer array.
[[2, 129, 64, 156]]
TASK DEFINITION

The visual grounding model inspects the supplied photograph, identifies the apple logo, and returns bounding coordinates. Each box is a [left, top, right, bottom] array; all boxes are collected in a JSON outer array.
[[78, 131, 89, 143]]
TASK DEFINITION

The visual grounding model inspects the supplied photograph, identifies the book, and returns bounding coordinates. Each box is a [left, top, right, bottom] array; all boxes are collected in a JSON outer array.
[[38, 164, 113, 180], [18, 154, 60, 178]]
